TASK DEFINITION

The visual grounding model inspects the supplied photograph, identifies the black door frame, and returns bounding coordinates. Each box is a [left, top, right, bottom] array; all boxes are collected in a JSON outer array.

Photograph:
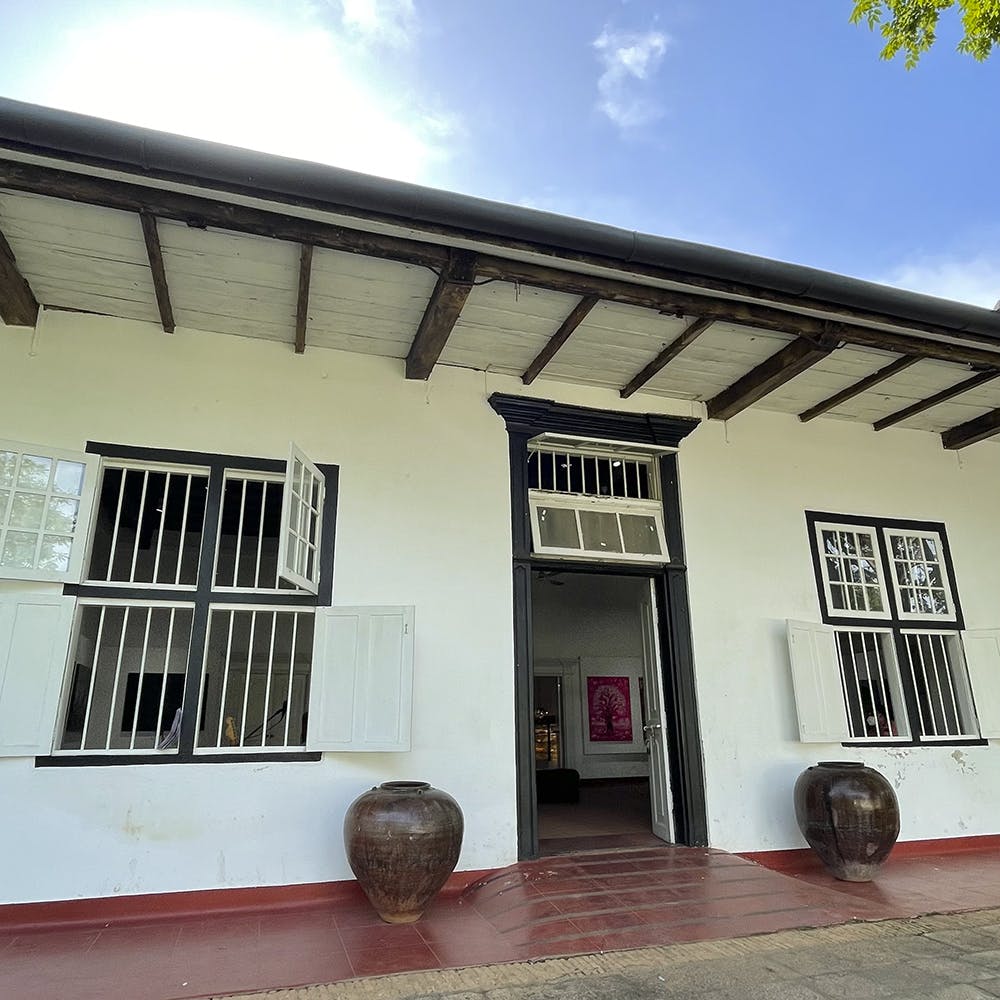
[[489, 393, 708, 860]]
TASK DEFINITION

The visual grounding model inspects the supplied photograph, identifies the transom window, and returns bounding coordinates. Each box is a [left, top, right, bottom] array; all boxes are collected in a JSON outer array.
[[527, 442, 669, 564], [798, 511, 978, 745], [56, 444, 329, 759]]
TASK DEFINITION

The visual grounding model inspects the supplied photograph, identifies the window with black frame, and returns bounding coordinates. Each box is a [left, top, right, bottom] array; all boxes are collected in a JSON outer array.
[[803, 512, 980, 744], [56, 445, 327, 759]]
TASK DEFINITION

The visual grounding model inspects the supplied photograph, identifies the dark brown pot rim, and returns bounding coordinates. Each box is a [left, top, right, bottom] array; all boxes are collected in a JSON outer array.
[[815, 761, 865, 768], [378, 781, 432, 792]]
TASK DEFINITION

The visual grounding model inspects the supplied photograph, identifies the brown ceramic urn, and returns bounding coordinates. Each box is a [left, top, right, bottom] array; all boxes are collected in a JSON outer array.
[[344, 781, 464, 923], [793, 761, 899, 882]]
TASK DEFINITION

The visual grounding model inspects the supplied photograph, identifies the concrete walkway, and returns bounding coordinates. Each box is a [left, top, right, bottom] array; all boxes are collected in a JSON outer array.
[[223, 908, 1000, 1000]]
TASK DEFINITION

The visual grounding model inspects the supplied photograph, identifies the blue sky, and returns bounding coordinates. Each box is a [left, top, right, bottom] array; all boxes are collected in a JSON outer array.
[[1, 0, 998, 306]]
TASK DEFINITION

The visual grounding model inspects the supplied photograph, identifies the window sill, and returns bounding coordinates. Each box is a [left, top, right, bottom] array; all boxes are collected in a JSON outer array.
[[840, 738, 987, 749], [35, 751, 323, 767]]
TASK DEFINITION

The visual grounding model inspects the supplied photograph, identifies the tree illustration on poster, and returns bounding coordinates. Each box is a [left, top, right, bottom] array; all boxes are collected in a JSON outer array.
[[587, 676, 633, 742]]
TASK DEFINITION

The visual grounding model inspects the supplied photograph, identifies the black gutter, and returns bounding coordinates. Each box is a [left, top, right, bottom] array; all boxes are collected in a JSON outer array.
[[1, 96, 999, 342]]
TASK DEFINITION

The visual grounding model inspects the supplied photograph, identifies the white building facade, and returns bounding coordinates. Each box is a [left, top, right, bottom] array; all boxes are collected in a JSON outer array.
[[1, 100, 999, 910]]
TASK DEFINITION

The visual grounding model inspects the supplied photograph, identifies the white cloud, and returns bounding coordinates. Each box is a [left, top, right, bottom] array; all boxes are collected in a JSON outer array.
[[336, 0, 417, 48], [879, 254, 1000, 309], [29, 4, 456, 185], [593, 27, 670, 130]]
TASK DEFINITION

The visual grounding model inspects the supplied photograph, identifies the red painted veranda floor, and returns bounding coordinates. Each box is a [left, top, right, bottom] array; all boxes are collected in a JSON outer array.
[[5, 844, 1000, 1000]]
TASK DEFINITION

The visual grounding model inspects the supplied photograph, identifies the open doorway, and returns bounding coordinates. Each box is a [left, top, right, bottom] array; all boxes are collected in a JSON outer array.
[[532, 569, 673, 855]]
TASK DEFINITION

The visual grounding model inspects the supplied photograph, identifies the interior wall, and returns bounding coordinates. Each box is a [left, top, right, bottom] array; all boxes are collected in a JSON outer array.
[[532, 573, 651, 779]]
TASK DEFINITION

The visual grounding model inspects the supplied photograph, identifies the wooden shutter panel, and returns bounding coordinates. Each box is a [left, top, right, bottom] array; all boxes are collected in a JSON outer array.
[[962, 629, 1000, 739], [0, 593, 75, 756], [785, 620, 851, 743], [307, 606, 414, 752]]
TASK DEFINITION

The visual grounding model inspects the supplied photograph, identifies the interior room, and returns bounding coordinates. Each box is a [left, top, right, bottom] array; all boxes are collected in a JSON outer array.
[[531, 570, 661, 853]]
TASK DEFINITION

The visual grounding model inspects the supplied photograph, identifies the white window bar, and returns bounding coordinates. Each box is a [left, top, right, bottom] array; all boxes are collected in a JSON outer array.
[[127, 471, 150, 584], [198, 607, 314, 751], [527, 446, 656, 501], [151, 471, 171, 585], [105, 605, 131, 750], [901, 631, 976, 739], [833, 629, 905, 741], [128, 606, 154, 750], [90, 463, 207, 587], [59, 601, 193, 753], [174, 474, 192, 586]]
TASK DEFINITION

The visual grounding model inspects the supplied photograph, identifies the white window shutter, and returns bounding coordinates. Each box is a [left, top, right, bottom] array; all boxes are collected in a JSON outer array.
[[786, 620, 851, 743], [962, 629, 1000, 738], [0, 593, 75, 756], [307, 606, 414, 752], [277, 442, 325, 595]]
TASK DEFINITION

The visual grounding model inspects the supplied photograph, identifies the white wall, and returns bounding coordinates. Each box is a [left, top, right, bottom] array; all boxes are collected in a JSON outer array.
[[0, 313, 525, 904], [2, 310, 1000, 903], [679, 410, 1000, 851]]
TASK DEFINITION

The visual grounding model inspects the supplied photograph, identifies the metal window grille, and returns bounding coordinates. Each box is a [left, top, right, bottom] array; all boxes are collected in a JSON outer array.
[[834, 629, 907, 741], [197, 607, 314, 751], [528, 447, 655, 500], [59, 449, 324, 758], [214, 473, 295, 590], [87, 464, 209, 587], [900, 631, 978, 739], [0, 443, 89, 576], [59, 602, 194, 753]]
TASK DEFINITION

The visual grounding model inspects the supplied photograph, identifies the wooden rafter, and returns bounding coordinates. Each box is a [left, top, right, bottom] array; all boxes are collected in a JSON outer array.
[[620, 317, 713, 399], [942, 407, 1000, 450], [405, 249, 478, 380], [3, 161, 1000, 372], [706, 334, 839, 421], [872, 369, 1000, 432], [522, 294, 599, 385], [474, 259, 1000, 372], [139, 212, 174, 333], [0, 224, 38, 327], [0, 160, 448, 271], [798, 355, 919, 422], [294, 244, 313, 354]]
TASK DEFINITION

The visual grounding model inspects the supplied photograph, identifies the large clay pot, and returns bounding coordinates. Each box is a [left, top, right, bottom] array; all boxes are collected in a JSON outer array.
[[794, 761, 899, 882], [344, 781, 464, 923]]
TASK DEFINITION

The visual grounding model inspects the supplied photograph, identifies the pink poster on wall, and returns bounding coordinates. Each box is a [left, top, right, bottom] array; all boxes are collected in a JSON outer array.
[[586, 676, 633, 742]]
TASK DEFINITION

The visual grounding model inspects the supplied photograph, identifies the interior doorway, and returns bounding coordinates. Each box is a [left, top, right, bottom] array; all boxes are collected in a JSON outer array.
[[531, 569, 673, 855]]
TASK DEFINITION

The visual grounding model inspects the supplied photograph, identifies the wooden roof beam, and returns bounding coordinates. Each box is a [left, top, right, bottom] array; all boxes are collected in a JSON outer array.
[[139, 212, 174, 333], [522, 294, 599, 385], [294, 243, 313, 354], [798, 355, 920, 422], [475, 256, 1000, 373], [707, 334, 839, 421], [4, 161, 1000, 372], [873, 369, 1000, 432], [0, 160, 449, 272], [0, 224, 38, 327], [405, 249, 478, 380], [942, 407, 1000, 449], [620, 317, 714, 399]]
